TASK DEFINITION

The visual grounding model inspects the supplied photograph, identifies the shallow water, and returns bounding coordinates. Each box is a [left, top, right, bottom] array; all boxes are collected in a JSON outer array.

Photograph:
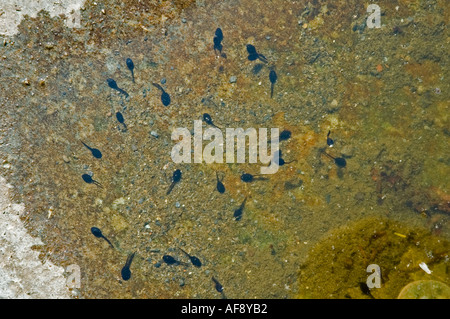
[[0, 0, 448, 299]]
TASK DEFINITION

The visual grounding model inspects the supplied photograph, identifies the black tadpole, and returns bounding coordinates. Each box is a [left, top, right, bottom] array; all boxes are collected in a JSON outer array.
[[179, 248, 202, 268], [216, 172, 225, 194], [359, 282, 375, 299], [246, 44, 257, 55], [167, 169, 182, 195], [323, 152, 346, 168], [269, 69, 277, 98], [82, 173, 103, 188], [121, 252, 135, 281], [274, 154, 296, 167], [115, 111, 127, 130], [215, 28, 223, 43], [233, 197, 247, 221], [203, 113, 221, 129], [241, 173, 254, 183], [163, 254, 179, 265], [240, 173, 266, 183], [152, 83, 171, 106], [213, 28, 223, 54], [246, 44, 267, 63], [116, 111, 124, 123], [91, 227, 114, 248], [126, 58, 135, 83], [212, 276, 224, 293], [81, 141, 102, 159], [107, 78, 129, 98], [279, 130, 291, 141], [327, 130, 334, 147]]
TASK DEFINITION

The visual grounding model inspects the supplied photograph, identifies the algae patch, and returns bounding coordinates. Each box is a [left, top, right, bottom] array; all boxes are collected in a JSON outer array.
[[297, 217, 450, 299], [398, 280, 450, 299]]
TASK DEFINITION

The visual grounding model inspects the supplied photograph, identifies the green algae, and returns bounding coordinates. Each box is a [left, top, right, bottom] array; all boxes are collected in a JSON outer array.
[[297, 217, 450, 299], [398, 280, 450, 299]]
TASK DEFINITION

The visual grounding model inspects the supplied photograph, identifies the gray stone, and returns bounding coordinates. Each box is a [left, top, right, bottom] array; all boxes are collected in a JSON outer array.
[[150, 131, 159, 138]]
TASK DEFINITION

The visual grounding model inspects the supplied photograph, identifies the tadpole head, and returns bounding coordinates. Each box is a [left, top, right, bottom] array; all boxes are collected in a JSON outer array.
[[246, 44, 257, 55], [203, 113, 213, 124], [161, 92, 171, 106], [335, 157, 347, 168], [82, 173, 92, 183], [240, 173, 254, 182], [121, 267, 131, 281], [269, 70, 277, 84], [106, 78, 118, 89], [91, 227, 102, 238], [279, 130, 291, 141], [126, 58, 134, 70], [172, 169, 182, 182]]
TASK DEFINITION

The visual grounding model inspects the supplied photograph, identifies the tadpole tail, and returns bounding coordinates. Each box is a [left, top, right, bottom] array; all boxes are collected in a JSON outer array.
[[152, 83, 163, 91], [323, 152, 335, 160], [179, 248, 190, 258], [118, 88, 129, 98], [240, 197, 247, 210], [270, 84, 274, 98], [125, 252, 136, 267], [131, 70, 135, 83], [258, 54, 268, 63], [93, 180, 104, 189], [103, 236, 114, 249], [81, 141, 91, 150], [166, 182, 175, 195]]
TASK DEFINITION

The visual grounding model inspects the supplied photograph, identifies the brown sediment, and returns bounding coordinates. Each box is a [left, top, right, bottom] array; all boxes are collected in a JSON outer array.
[[0, 0, 448, 299]]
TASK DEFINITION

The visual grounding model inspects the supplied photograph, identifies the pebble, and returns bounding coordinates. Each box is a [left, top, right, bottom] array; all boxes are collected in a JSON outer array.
[[62, 155, 70, 163], [229, 76, 237, 83], [161, 78, 166, 84], [181, 18, 187, 23], [44, 42, 55, 49], [179, 279, 185, 287], [175, 202, 181, 208], [150, 131, 159, 138], [20, 78, 30, 86]]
